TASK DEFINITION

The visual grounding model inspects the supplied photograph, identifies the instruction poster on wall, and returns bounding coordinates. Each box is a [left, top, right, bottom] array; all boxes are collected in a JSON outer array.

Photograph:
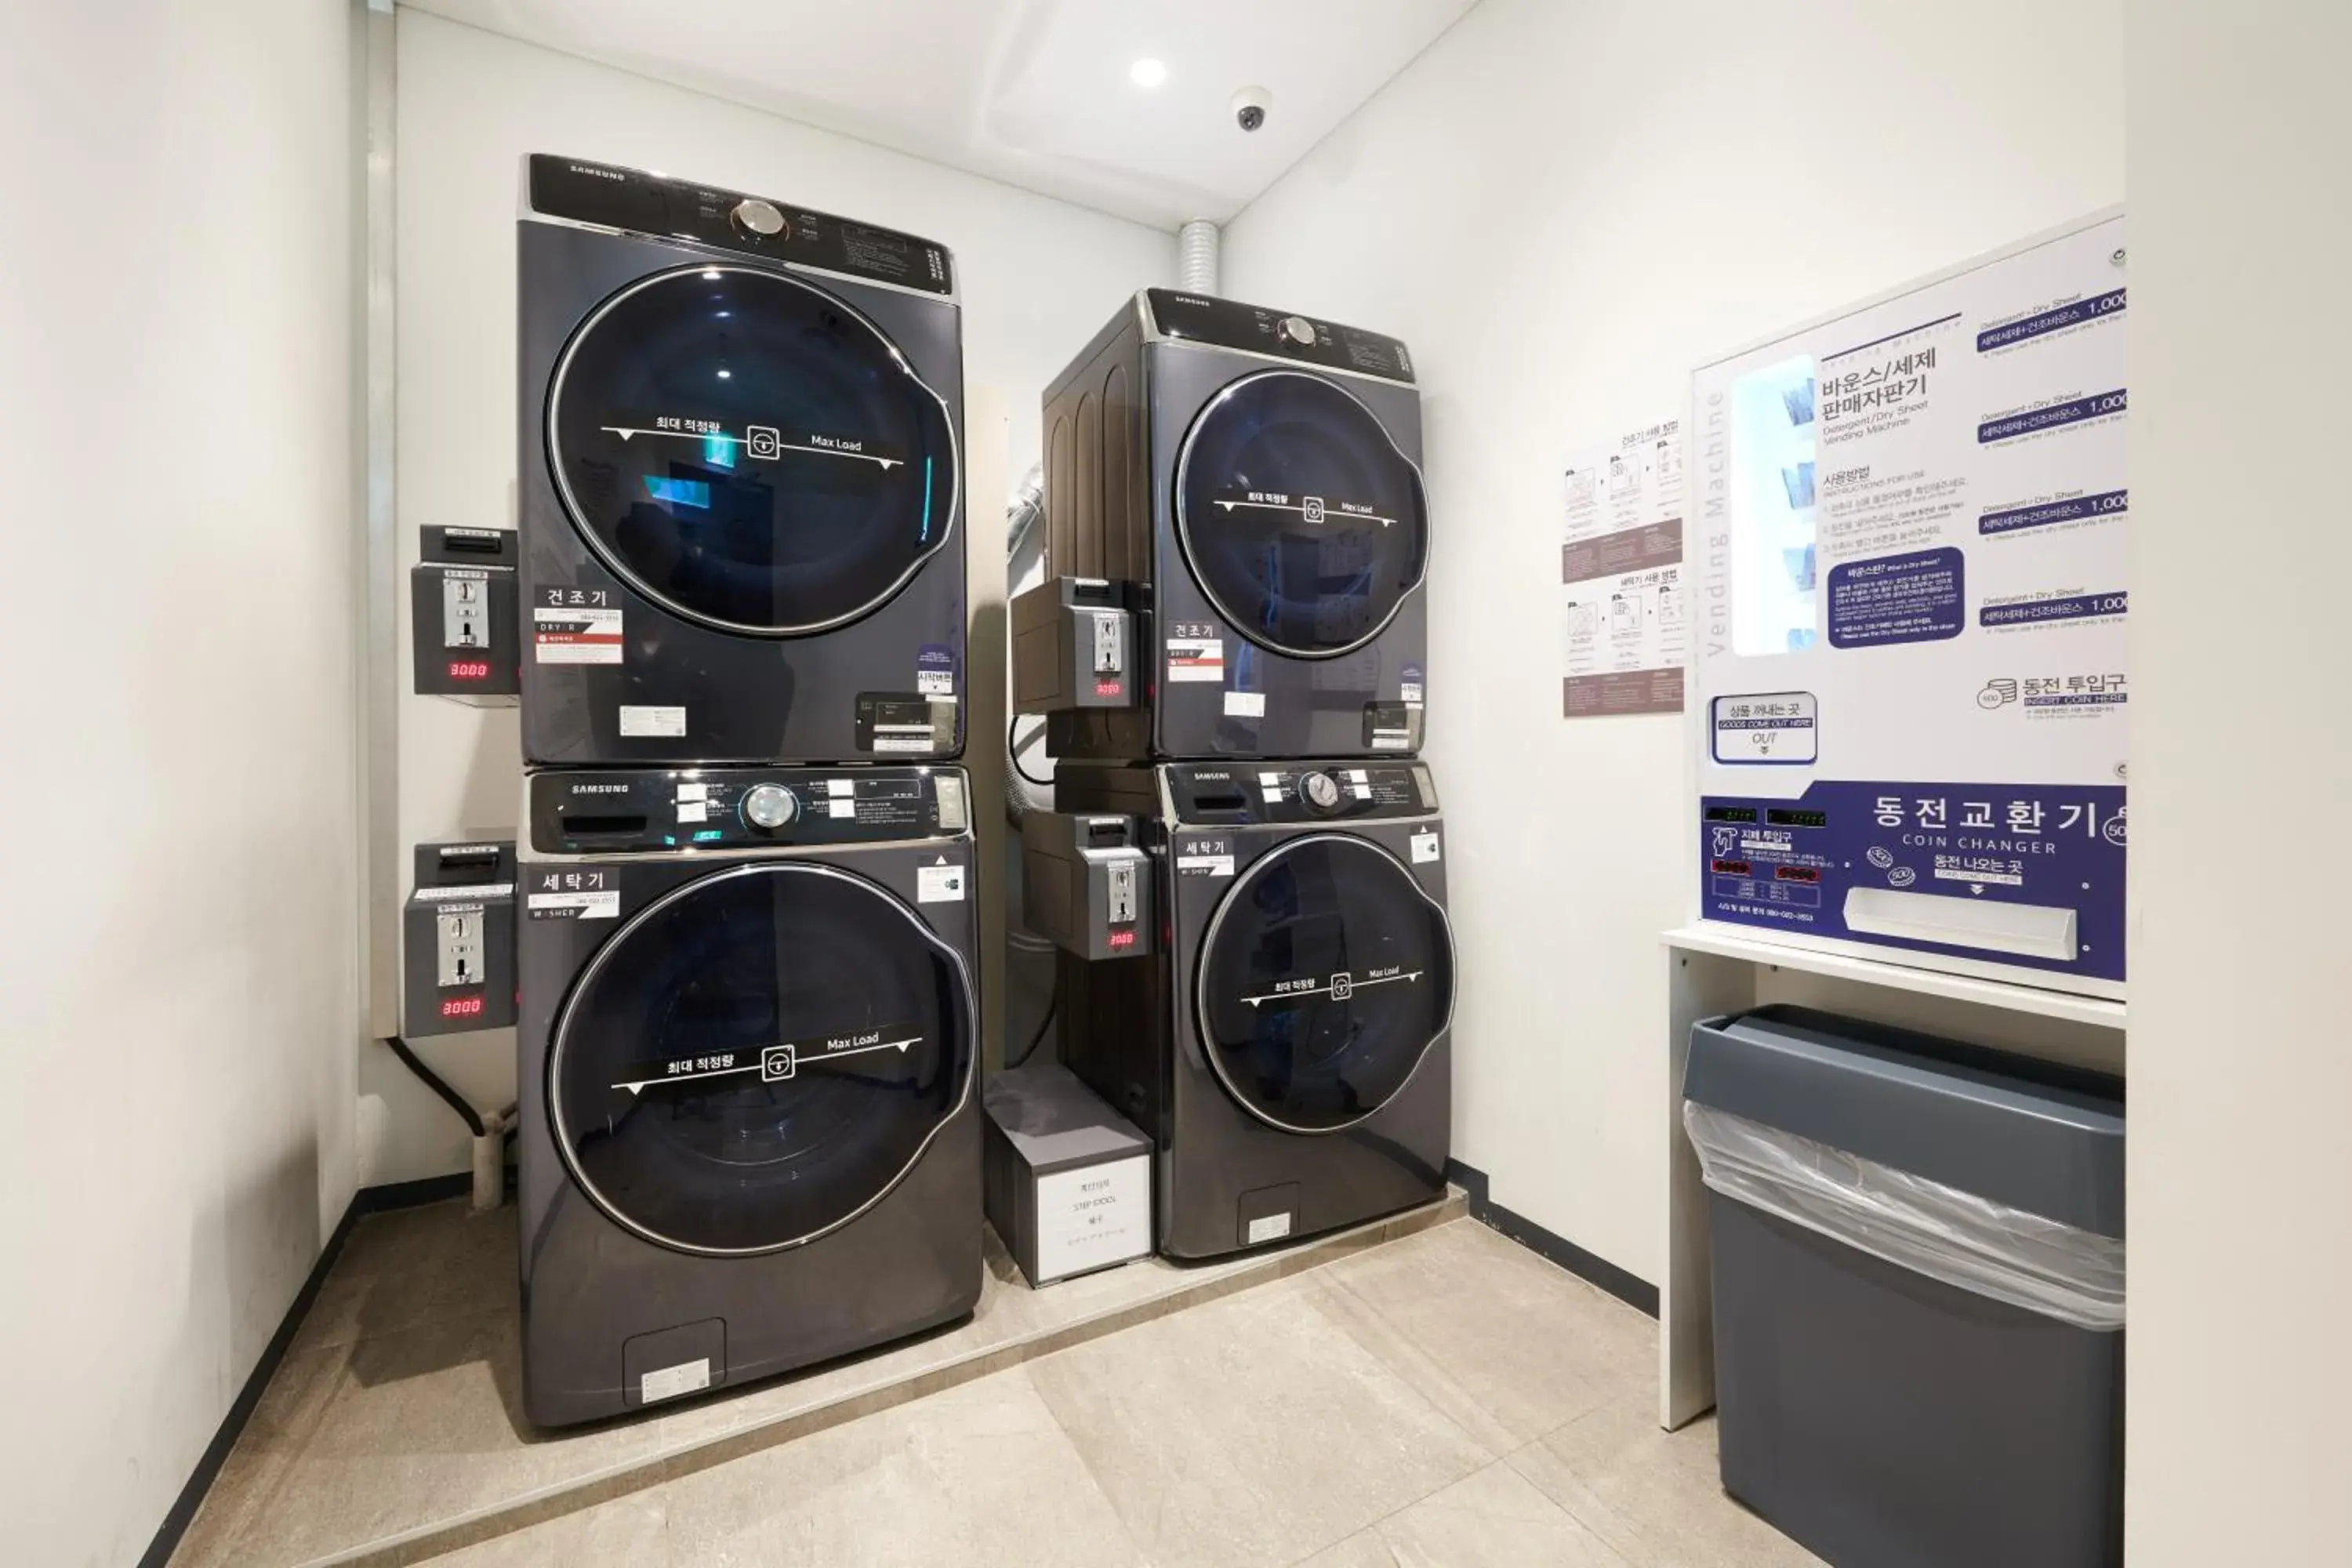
[[1562, 416, 1686, 717], [1690, 212, 2129, 996]]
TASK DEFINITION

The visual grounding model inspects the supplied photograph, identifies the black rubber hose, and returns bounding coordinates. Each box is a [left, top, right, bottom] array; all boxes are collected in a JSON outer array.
[[383, 1036, 487, 1138]]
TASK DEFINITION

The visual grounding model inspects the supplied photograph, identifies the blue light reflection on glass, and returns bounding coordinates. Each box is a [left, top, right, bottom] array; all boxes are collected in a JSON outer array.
[[918, 456, 933, 542], [644, 475, 711, 510], [702, 432, 735, 468]]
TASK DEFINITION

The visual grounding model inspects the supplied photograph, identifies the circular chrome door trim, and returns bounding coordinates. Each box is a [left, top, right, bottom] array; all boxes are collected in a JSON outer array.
[[1192, 829, 1457, 1137], [1171, 368, 1431, 662], [545, 262, 962, 638], [547, 858, 977, 1257]]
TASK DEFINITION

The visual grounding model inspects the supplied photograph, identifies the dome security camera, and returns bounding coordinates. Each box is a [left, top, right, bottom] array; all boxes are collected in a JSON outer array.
[[1231, 86, 1272, 132]]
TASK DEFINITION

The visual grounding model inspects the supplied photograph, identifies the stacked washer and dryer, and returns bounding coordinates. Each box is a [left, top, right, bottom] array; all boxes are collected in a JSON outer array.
[[511, 156, 979, 1425], [1022, 289, 1455, 1259]]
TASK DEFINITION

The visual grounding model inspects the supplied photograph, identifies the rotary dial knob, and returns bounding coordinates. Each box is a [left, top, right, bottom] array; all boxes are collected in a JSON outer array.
[[1298, 771, 1343, 812], [731, 198, 786, 237], [742, 783, 798, 829], [1279, 315, 1317, 347]]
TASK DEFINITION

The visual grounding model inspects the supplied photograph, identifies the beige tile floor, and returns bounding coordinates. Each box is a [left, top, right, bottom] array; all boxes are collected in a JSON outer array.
[[169, 1192, 1464, 1568], [367, 1218, 1818, 1567]]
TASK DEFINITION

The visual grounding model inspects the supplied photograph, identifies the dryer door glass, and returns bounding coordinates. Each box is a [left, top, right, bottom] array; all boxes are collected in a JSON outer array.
[[548, 265, 956, 636], [1176, 371, 1428, 659], [1196, 835, 1452, 1134], [549, 862, 972, 1255]]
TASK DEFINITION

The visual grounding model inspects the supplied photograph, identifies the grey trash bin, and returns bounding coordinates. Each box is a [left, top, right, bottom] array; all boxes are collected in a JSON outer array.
[[1683, 1006, 2125, 1568]]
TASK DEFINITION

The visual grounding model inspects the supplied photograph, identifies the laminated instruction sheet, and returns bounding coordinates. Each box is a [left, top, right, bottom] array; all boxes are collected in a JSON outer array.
[[1561, 416, 1686, 717]]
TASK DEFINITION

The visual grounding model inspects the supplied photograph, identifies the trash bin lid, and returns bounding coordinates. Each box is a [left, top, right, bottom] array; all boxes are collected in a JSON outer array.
[[1684, 1006, 2125, 1237]]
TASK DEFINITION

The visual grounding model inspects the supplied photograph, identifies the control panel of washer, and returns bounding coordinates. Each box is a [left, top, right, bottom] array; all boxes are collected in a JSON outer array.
[[531, 766, 969, 853], [1145, 289, 1414, 383], [1167, 762, 1436, 825]]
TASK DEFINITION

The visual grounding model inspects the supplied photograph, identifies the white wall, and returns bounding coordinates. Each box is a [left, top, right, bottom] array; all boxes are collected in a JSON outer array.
[[1221, 0, 2124, 1283], [0, 2, 362, 1563], [378, 9, 1174, 1181], [2125, 3, 2352, 1559]]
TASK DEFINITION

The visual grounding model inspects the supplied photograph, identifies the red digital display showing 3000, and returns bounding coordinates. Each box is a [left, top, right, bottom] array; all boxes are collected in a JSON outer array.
[[441, 995, 486, 1018], [448, 660, 492, 681]]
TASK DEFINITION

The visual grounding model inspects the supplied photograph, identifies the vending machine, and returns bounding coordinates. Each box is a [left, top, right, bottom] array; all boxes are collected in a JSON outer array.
[[1690, 212, 2128, 998]]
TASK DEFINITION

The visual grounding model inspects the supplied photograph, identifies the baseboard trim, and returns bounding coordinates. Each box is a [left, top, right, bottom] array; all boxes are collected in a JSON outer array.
[[136, 1171, 499, 1568], [1445, 1158, 1660, 1319]]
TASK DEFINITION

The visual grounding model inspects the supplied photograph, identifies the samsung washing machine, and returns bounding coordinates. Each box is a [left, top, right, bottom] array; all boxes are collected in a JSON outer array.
[[1042, 289, 1430, 763], [1055, 759, 1452, 1258], [515, 764, 979, 1426], [518, 155, 966, 767]]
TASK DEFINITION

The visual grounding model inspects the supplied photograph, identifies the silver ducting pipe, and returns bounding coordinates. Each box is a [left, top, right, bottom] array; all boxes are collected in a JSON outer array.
[[1178, 219, 1219, 295]]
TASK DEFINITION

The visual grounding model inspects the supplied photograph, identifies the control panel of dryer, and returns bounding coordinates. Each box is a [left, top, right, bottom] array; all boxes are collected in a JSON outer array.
[[1168, 762, 1437, 825], [528, 154, 954, 296], [401, 839, 517, 1036], [1145, 289, 1415, 384], [412, 527, 519, 701], [529, 766, 970, 855]]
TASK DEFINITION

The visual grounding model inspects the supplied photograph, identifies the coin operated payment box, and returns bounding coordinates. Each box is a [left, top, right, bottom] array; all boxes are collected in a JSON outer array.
[[1020, 811, 1153, 962], [412, 527, 520, 702], [401, 839, 517, 1037], [1011, 576, 1141, 717]]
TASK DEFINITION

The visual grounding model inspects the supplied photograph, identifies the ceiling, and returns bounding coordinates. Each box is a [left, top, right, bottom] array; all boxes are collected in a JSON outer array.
[[401, 0, 1479, 228]]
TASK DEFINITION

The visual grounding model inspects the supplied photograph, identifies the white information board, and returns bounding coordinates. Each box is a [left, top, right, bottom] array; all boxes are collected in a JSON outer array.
[[1691, 212, 2128, 997]]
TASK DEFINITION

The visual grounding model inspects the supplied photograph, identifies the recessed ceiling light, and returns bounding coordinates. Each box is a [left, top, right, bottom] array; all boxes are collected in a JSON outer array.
[[1130, 58, 1168, 89]]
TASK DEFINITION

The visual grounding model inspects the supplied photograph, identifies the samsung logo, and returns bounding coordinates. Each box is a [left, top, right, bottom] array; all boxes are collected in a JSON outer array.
[[1173, 294, 1214, 307], [570, 783, 630, 794], [568, 164, 623, 180]]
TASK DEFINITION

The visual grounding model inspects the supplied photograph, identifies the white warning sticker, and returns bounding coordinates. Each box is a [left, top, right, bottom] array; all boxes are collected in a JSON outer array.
[[1246, 1212, 1294, 1246], [1401, 681, 1425, 706], [676, 801, 708, 824], [917, 670, 956, 696], [676, 782, 710, 804], [640, 1358, 711, 1404], [917, 862, 967, 902], [532, 606, 622, 664], [829, 799, 857, 819], [619, 705, 686, 738], [1166, 637, 1225, 683], [1177, 852, 1236, 878], [1410, 831, 1441, 864], [1224, 690, 1266, 718]]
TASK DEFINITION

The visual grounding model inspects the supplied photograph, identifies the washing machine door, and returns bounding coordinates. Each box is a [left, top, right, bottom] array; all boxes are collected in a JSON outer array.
[[1195, 833, 1454, 1134], [547, 264, 958, 637], [1175, 370, 1429, 659], [548, 861, 974, 1256]]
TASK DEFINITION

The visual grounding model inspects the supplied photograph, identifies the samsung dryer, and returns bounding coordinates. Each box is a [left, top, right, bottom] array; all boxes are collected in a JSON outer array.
[[1041, 290, 1430, 763], [516, 764, 978, 1425], [1056, 759, 1452, 1258], [519, 155, 965, 766]]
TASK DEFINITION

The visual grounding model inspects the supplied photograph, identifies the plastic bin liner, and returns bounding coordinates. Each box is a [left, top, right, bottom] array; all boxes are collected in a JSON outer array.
[[1684, 1101, 2125, 1331]]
